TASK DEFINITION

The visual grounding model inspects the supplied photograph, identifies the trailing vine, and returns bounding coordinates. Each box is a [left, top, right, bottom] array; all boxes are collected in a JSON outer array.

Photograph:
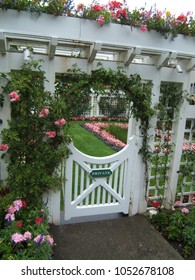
[[56, 64, 155, 189], [56, 65, 154, 121]]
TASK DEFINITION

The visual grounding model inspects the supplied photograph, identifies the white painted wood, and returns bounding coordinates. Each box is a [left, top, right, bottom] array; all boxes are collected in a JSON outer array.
[[1, 10, 195, 56], [163, 100, 187, 208], [46, 190, 61, 224], [64, 137, 136, 220]]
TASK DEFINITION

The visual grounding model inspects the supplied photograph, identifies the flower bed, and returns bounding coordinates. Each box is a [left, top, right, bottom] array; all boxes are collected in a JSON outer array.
[[0, 194, 54, 260], [83, 122, 127, 151], [149, 204, 195, 259], [70, 116, 128, 122]]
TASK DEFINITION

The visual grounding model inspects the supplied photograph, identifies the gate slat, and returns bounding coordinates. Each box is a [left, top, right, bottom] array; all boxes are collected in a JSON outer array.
[[80, 167, 84, 206], [118, 161, 125, 197], [74, 162, 79, 201]]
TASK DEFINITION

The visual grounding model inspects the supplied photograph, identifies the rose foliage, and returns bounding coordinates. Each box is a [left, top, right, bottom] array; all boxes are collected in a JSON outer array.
[[0, 59, 69, 204]]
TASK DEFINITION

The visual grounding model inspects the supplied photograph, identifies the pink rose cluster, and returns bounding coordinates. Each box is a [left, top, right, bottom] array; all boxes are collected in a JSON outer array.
[[7, 92, 67, 140], [39, 107, 66, 138], [5, 199, 27, 222], [173, 201, 190, 214]]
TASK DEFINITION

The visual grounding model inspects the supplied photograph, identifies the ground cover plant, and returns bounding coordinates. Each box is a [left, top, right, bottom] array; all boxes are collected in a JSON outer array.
[[149, 204, 195, 259]]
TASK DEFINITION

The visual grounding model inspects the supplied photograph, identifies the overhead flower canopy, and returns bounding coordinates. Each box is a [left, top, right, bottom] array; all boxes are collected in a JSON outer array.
[[0, 0, 194, 39]]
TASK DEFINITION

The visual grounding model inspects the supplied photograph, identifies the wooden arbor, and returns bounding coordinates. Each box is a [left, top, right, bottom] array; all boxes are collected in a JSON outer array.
[[0, 10, 195, 223]]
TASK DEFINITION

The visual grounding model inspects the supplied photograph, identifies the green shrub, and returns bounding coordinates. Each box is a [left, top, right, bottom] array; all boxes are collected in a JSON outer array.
[[150, 206, 195, 258]]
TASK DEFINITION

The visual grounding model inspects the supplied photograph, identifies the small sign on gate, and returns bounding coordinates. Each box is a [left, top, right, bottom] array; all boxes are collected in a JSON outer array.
[[90, 169, 112, 178]]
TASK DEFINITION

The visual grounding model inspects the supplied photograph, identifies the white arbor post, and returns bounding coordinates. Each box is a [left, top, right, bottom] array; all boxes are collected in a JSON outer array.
[[164, 98, 191, 208], [43, 190, 61, 225], [127, 117, 146, 215]]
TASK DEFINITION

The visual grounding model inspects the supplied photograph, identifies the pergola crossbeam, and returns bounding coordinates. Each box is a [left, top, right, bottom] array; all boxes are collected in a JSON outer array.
[[0, 32, 6, 54], [48, 37, 58, 60], [157, 51, 177, 69], [124, 47, 141, 66], [88, 42, 102, 62], [186, 58, 195, 72]]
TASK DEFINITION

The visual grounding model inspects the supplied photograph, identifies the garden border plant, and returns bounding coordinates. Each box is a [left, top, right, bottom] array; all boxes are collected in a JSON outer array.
[[149, 205, 195, 258], [0, 0, 195, 39]]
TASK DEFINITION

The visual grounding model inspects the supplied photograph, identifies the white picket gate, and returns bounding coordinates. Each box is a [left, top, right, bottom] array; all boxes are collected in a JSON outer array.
[[62, 136, 136, 221]]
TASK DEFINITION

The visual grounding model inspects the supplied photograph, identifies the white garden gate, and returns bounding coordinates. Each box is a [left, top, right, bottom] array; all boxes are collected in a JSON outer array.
[[62, 136, 136, 221]]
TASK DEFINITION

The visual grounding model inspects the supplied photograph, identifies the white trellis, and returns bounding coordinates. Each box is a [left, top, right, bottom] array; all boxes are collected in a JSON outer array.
[[0, 10, 195, 224]]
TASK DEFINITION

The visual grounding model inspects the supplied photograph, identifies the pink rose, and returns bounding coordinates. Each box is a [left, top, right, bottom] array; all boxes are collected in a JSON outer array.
[[181, 207, 189, 214], [8, 91, 20, 102], [97, 15, 105, 26], [8, 205, 17, 214], [45, 131, 56, 138], [39, 108, 49, 118], [54, 118, 66, 126], [13, 199, 23, 210], [174, 201, 183, 207], [140, 25, 148, 32], [0, 144, 9, 151], [77, 3, 84, 11]]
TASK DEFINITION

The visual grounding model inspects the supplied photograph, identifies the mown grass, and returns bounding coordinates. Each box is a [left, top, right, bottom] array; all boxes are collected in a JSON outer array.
[[67, 121, 116, 156]]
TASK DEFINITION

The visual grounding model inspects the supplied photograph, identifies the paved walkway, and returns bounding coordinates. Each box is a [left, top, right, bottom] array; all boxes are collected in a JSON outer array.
[[49, 215, 183, 260]]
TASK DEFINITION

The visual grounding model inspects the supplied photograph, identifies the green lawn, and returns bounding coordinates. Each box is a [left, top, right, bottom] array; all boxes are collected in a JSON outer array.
[[67, 121, 116, 156]]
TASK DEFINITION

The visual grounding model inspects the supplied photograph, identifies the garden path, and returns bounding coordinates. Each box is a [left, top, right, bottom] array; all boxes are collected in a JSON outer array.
[[50, 215, 183, 260]]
